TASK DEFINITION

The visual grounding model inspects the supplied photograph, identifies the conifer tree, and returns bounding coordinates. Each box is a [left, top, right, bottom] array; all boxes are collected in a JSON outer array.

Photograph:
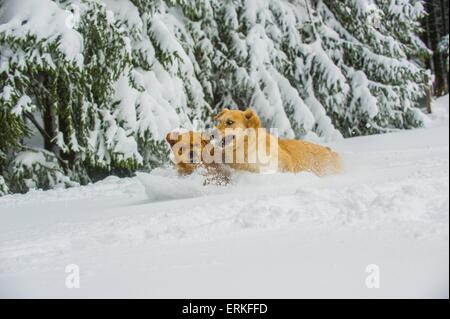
[[315, 0, 430, 136], [0, 0, 432, 195]]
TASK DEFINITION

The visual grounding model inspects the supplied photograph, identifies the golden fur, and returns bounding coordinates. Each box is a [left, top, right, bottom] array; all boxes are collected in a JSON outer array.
[[214, 108, 342, 176], [165, 131, 230, 184], [166, 131, 206, 175]]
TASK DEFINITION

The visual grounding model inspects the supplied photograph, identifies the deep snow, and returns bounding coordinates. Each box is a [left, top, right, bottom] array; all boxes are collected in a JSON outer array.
[[0, 97, 448, 298]]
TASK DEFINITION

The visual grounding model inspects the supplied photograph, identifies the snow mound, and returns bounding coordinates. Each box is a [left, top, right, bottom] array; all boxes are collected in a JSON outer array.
[[0, 124, 448, 298], [136, 170, 206, 202], [136, 166, 323, 203]]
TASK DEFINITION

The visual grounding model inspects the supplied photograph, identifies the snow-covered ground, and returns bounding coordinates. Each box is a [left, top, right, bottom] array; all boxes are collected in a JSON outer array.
[[0, 97, 448, 299]]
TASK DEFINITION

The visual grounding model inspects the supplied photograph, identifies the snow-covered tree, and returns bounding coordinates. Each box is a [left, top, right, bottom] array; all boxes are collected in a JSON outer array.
[[0, 0, 431, 195], [0, 0, 137, 192], [422, 0, 449, 96], [0, 175, 8, 196], [315, 0, 431, 136]]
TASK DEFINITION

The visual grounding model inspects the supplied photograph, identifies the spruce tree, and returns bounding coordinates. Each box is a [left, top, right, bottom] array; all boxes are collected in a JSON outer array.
[[315, 0, 430, 136], [0, 0, 432, 195]]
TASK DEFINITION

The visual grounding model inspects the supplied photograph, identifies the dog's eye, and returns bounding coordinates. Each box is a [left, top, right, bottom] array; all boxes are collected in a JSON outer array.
[[226, 120, 234, 126]]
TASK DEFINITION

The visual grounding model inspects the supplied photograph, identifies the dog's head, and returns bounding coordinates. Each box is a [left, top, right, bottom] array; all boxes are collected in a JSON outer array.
[[166, 131, 212, 168], [213, 108, 261, 150], [214, 108, 261, 135]]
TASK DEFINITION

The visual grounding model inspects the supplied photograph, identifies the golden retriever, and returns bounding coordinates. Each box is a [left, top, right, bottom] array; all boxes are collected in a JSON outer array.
[[165, 131, 230, 184], [214, 108, 342, 176]]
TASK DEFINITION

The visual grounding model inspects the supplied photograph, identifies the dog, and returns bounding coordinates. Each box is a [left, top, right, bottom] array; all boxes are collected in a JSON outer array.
[[165, 131, 231, 184], [214, 108, 342, 176], [166, 131, 206, 175]]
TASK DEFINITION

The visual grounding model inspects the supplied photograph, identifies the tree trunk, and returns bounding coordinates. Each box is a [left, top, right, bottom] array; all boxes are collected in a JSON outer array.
[[425, 13, 435, 75], [425, 86, 433, 114], [440, 0, 449, 35], [57, 73, 76, 170], [427, 1, 446, 95], [39, 74, 71, 173], [42, 78, 58, 154]]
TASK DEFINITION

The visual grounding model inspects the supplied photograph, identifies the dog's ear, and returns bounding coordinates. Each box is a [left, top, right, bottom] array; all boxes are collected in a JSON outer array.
[[214, 108, 230, 121], [165, 132, 180, 147], [244, 107, 261, 129]]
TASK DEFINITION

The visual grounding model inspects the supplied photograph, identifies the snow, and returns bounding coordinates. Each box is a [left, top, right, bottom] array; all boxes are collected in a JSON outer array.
[[103, 0, 143, 33], [149, 14, 194, 75], [0, 97, 448, 298], [351, 71, 379, 118], [427, 95, 449, 128], [0, 0, 84, 62], [12, 151, 47, 169], [0, 85, 12, 101], [11, 95, 33, 116]]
